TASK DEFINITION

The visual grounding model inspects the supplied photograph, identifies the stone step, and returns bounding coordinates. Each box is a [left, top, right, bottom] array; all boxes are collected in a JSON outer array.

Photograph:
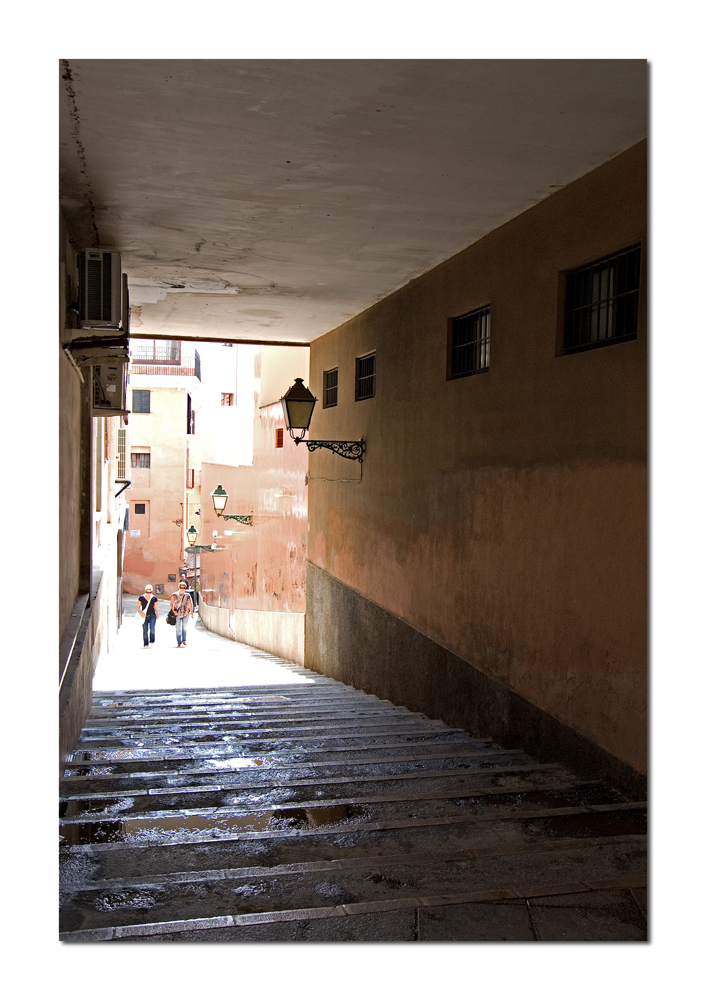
[[60, 877, 648, 942], [60, 761, 566, 797], [70, 729, 481, 757], [58, 834, 647, 934], [60, 804, 646, 882], [77, 717, 452, 739], [65, 745, 534, 775], [83, 707, 427, 728], [60, 787, 644, 849], [60, 777, 620, 821]]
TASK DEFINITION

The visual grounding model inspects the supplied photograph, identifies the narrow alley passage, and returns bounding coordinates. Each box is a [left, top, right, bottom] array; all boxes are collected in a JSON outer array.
[[60, 606, 647, 942]]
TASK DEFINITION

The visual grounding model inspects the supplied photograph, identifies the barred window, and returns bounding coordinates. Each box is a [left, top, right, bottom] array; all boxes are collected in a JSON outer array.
[[132, 389, 151, 413], [116, 429, 126, 479], [131, 453, 151, 469], [134, 503, 146, 514], [355, 353, 376, 401], [448, 306, 490, 379], [323, 368, 338, 408], [563, 244, 641, 354]]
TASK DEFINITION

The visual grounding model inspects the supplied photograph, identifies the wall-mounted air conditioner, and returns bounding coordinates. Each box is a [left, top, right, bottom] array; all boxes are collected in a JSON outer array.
[[92, 362, 128, 416], [77, 249, 122, 329]]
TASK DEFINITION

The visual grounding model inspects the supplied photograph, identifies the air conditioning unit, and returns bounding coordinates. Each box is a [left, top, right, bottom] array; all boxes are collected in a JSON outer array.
[[77, 249, 122, 329], [92, 362, 128, 416]]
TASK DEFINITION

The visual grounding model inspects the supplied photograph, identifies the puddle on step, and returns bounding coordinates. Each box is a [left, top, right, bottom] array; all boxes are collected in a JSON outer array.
[[59, 804, 354, 846]]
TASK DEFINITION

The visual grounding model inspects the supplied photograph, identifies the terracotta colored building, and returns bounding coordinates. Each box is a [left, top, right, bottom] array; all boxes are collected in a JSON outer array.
[[198, 346, 309, 663], [122, 344, 203, 597]]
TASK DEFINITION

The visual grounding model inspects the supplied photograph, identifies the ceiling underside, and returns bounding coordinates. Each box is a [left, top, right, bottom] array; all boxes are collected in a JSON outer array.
[[59, 59, 647, 345]]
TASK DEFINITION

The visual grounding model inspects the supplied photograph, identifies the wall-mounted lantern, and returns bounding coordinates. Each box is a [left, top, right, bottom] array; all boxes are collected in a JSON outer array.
[[209, 484, 254, 524], [185, 523, 215, 551], [280, 378, 365, 463]]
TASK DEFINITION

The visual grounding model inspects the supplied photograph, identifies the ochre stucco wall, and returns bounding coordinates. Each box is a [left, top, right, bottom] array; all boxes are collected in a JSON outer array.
[[307, 141, 647, 774], [123, 386, 190, 596]]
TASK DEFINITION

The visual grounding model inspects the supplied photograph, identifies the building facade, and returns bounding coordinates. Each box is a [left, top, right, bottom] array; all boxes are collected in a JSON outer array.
[[305, 141, 647, 795]]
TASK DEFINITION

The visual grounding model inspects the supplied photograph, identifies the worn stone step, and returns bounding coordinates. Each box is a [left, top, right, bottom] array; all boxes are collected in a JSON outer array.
[[65, 745, 533, 776], [60, 878, 647, 942], [60, 777, 621, 823], [58, 835, 646, 933], [70, 733, 485, 762], [77, 717, 451, 741], [83, 707, 426, 729], [60, 801, 646, 881], [60, 761, 566, 797], [60, 787, 644, 849]]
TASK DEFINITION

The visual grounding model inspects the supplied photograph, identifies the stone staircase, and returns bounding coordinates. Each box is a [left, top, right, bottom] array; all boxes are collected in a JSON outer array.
[[60, 657, 647, 941]]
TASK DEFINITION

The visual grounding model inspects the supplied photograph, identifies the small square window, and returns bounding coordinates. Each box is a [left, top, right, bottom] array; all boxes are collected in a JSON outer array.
[[323, 368, 338, 408], [355, 353, 376, 400], [131, 453, 151, 469], [562, 244, 641, 354], [221, 392, 233, 406], [276, 428, 284, 448], [132, 389, 151, 413], [134, 503, 146, 514], [447, 306, 490, 379]]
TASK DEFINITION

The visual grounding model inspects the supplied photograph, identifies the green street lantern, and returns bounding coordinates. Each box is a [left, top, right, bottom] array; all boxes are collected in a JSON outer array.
[[281, 378, 317, 443], [210, 484, 228, 514], [186, 524, 198, 547]]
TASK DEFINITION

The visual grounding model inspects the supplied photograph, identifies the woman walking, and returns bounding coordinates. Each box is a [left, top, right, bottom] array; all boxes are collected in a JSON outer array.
[[137, 585, 159, 647], [170, 580, 194, 647]]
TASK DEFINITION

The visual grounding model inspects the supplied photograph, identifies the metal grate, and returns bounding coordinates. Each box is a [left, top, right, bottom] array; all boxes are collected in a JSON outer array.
[[131, 453, 150, 469], [324, 368, 338, 408], [564, 244, 641, 354], [116, 429, 126, 479], [194, 349, 201, 381], [449, 306, 490, 378], [356, 353, 376, 400]]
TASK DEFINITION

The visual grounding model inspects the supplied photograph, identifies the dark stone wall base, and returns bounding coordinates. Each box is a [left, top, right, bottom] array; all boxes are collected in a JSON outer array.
[[305, 563, 646, 800]]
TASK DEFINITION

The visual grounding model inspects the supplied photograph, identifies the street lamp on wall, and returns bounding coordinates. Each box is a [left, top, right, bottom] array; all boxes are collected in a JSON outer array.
[[280, 378, 365, 463], [209, 485, 254, 524]]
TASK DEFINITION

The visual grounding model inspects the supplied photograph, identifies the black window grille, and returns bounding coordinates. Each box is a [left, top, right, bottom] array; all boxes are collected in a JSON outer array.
[[131, 453, 151, 469], [448, 306, 490, 379], [134, 503, 146, 514], [355, 353, 376, 400], [187, 394, 195, 434], [132, 389, 151, 413], [563, 244, 641, 354], [194, 349, 201, 381], [324, 368, 338, 408]]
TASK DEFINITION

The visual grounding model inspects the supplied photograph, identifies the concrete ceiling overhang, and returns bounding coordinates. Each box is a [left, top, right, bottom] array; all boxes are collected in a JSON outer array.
[[59, 59, 647, 345]]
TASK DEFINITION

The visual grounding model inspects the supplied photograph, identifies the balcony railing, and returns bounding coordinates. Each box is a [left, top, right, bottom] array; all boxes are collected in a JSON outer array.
[[130, 341, 201, 381]]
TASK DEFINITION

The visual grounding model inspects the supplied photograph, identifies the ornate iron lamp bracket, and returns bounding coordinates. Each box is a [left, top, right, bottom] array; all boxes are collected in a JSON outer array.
[[217, 514, 254, 525], [303, 439, 365, 463]]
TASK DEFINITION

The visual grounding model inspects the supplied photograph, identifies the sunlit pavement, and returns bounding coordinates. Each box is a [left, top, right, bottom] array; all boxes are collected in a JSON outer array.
[[93, 595, 313, 691]]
